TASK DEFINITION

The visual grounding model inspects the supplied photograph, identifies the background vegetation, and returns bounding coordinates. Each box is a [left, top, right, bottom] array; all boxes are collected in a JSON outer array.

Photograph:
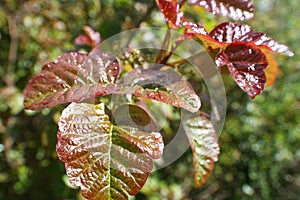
[[0, 0, 299, 199]]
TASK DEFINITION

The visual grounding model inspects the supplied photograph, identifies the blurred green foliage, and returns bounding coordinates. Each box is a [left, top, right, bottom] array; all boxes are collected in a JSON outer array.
[[0, 0, 299, 199]]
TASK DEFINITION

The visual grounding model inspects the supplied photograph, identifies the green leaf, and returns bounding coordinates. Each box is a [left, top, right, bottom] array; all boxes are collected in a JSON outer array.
[[56, 102, 164, 200], [183, 113, 220, 187]]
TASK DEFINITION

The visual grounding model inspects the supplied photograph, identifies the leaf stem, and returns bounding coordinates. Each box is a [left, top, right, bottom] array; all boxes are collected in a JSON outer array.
[[180, 0, 187, 8]]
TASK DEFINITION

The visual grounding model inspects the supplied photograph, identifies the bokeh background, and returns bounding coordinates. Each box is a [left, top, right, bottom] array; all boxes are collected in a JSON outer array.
[[0, 0, 299, 199]]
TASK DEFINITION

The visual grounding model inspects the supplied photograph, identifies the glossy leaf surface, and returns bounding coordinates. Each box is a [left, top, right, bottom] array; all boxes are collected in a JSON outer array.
[[183, 114, 220, 187], [122, 69, 201, 113], [56, 102, 164, 200], [23, 50, 119, 110], [185, 22, 294, 56], [74, 26, 101, 47], [188, 0, 254, 20], [209, 22, 294, 56], [183, 22, 222, 49], [216, 44, 268, 98], [155, 0, 183, 28]]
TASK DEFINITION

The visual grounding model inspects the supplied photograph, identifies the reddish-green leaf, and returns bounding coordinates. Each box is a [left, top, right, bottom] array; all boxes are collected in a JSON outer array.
[[183, 113, 220, 187], [56, 102, 164, 200], [23, 49, 119, 110], [183, 22, 222, 49], [122, 69, 201, 113], [216, 43, 268, 98], [209, 22, 294, 56], [74, 26, 101, 47], [188, 0, 254, 20], [155, 0, 183, 28], [184, 22, 293, 96], [185, 22, 294, 56]]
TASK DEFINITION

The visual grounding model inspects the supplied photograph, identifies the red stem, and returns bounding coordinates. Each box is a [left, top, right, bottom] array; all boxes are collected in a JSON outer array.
[[180, 0, 187, 8]]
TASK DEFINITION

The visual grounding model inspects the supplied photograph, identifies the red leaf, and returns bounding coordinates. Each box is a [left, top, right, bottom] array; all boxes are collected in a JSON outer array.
[[155, 0, 183, 28], [188, 0, 254, 20], [209, 22, 294, 56], [121, 69, 201, 113], [216, 43, 268, 98], [24, 49, 120, 110], [185, 22, 294, 56], [74, 26, 101, 47], [183, 22, 222, 49], [57, 102, 164, 199]]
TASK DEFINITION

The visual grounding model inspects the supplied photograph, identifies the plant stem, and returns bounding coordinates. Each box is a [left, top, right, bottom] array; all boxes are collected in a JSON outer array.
[[180, 0, 187, 8], [155, 29, 171, 64]]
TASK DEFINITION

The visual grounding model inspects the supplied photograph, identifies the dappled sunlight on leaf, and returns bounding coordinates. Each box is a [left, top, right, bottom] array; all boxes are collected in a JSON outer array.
[[56, 102, 164, 200], [209, 22, 294, 56], [216, 44, 268, 98], [23, 49, 120, 110], [74, 25, 101, 47], [185, 22, 294, 56], [183, 113, 220, 187], [121, 69, 201, 112], [188, 0, 254, 20], [155, 0, 183, 28]]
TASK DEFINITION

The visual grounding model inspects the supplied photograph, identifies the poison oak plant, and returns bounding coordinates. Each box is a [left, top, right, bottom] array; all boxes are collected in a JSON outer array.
[[23, 0, 293, 199]]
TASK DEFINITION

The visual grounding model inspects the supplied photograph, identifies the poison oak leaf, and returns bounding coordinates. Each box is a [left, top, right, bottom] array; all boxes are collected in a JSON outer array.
[[74, 25, 101, 47], [155, 0, 183, 28], [23, 48, 120, 110], [185, 22, 294, 56], [183, 113, 220, 187], [57, 102, 164, 200], [188, 0, 254, 20], [184, 22, 293, 96], [216, 43, 268, 98], [183, 22, 222, 49], [209, 22, 294, 56], [121, 69, 201, 113]]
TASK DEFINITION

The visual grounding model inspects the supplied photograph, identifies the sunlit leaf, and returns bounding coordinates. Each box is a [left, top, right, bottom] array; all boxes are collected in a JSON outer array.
[[23, 49, 119, 110], [184, 22, 292, 97], [185, 22, 294, 56], [155, 0, 183, 28], [56, 102, 164, 200], [209, 22, 294, 56], [188, 0, 254, 20], [216, 43, 268, 98], [122, 69, 201, 113], [74, 25, 101, 47], [183, 22, 222, 49], [183, 113, 220, 187], [264, 53, 279, 88]]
